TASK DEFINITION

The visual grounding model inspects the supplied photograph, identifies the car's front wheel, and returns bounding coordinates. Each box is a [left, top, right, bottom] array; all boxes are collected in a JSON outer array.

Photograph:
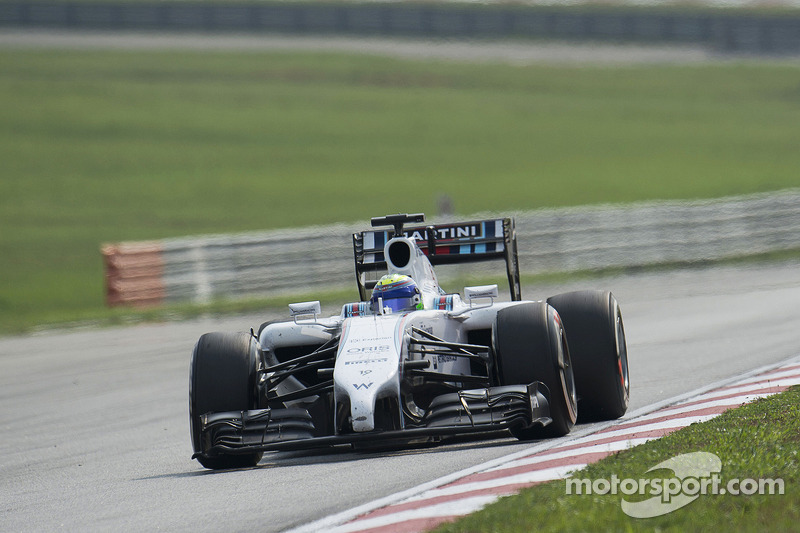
[[190, 331, 263, 470], [547, 291, 629, 421], [492, 302, 578, 439]]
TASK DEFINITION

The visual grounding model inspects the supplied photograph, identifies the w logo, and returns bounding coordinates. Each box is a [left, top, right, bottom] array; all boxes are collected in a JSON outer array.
[[353, 383, 373, 390]]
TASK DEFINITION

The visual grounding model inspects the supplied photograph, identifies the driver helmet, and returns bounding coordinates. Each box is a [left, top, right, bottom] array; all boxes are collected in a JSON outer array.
[[371, 274, 423, 313]]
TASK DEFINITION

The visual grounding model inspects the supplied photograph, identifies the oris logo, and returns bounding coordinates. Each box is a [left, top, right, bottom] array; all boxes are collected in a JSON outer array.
[[347, 345, 390, 354]]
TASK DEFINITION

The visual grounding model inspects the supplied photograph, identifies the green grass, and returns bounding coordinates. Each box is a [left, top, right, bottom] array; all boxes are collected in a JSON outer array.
[[435, 385, 800, 533], [1, 48, 800, 333]]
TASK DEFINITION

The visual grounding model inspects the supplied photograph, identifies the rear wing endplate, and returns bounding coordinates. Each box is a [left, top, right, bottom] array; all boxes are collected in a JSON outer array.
[[353, 218, 521, 301]]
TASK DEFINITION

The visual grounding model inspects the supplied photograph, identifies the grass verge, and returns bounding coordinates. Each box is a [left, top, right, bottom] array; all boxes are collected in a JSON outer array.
[[435, 385, 800, 533]]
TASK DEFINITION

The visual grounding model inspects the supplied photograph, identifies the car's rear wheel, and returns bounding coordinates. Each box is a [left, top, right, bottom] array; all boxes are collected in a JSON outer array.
[[547, 291, 629, 421], [190, 331, 263, 470], [492, 302, 577, 439]]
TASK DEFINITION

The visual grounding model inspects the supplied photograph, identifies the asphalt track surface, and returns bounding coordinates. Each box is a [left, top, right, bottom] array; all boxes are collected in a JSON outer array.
[[2, 260, 800, 532]]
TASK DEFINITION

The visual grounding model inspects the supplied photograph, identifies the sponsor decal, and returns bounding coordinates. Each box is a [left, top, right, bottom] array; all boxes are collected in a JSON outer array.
[[415, 325, 434, 335], [346, 345, 391, 355], [344, 358, 389, 365], [436, 296, 453, 311], [348, 336, 393, 344], [353, 383, 374, 390], [289, 301, 321, 316], [464, 285, 499, 304], [404, 223, 482, 242], [343, 302, 368, 317]]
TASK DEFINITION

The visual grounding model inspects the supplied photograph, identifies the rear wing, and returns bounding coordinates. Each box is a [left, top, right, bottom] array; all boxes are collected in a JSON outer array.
[[353, 217, 521, 301]]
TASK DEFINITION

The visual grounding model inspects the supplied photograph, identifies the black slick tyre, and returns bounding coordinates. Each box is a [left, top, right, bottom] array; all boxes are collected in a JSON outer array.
[[546, 290, 629, 421], [189, 331, 263, 470], [492, 302, 578, 439]]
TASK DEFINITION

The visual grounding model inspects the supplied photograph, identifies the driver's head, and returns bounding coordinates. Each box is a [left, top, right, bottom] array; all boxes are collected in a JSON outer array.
[[371, 274, 422, 313]]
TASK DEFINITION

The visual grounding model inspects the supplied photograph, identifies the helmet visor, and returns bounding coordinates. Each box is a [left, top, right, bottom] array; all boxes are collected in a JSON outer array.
[[381, 297, 418, 313]]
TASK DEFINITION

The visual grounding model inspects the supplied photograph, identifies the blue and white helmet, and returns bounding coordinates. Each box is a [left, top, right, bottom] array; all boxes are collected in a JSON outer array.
[[371, 274, 422, 313]]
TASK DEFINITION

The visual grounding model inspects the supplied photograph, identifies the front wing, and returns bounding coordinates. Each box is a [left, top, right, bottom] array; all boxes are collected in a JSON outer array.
[[192, 383, 551, 459]]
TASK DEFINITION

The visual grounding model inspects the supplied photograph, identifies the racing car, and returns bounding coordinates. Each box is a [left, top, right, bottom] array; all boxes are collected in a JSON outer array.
[[190, 213, 630, 469]]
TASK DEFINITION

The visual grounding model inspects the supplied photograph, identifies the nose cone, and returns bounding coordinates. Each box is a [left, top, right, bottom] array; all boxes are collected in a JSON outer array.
[[334, 315, 405, 432]]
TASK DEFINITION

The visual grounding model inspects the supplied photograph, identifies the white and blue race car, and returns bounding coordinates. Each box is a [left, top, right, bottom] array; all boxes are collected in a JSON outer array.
[[190, 214, 629, 469]]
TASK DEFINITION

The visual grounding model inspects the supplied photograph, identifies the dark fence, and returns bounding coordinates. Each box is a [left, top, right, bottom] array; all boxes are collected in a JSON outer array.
[[2, 2, 799, 54]]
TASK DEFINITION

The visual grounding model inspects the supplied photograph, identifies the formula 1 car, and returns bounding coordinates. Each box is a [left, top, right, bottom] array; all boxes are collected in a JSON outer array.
[[190, 214, 630, 469]]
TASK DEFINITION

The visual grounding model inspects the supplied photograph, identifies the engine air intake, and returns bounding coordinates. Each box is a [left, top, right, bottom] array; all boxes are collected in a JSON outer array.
[[387, 239, 412, 269]]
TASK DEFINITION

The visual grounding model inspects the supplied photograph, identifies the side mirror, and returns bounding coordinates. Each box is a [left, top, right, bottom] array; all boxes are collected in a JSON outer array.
[[289, 301, 321, 323], [464, 285, 499, 307]]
